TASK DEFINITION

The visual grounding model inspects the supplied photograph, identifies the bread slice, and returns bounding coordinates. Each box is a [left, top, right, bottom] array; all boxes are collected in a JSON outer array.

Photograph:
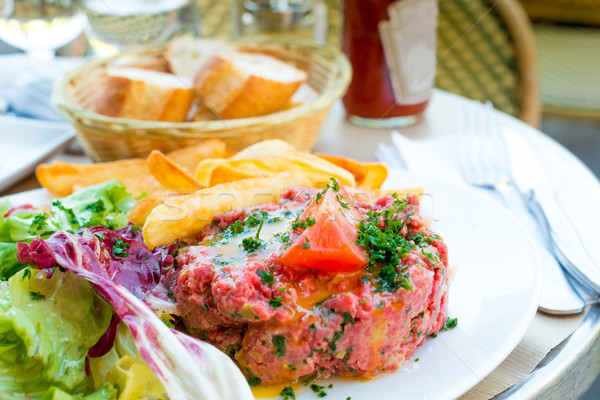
[[165, 38, 236, 79], [193, 52, 308, 119], [95, 68, 194, 122]]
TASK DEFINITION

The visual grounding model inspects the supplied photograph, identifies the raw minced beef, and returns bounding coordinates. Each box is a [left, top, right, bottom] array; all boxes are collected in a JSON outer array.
[[169, 186, 449, 384]]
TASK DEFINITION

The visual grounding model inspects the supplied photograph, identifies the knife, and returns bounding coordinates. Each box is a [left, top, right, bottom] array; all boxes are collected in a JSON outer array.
[[504, 130, 600, 294]]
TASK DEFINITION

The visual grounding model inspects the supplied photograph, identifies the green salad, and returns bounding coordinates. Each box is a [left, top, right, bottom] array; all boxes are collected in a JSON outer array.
[[0, 181, 252, 400]]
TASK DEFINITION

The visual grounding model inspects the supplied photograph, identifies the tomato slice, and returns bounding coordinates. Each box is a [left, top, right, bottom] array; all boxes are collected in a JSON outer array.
[[277, 185, 367, 272]]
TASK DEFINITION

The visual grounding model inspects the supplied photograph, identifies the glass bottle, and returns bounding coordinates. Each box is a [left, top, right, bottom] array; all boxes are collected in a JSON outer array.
[[342, 0, 438, 128]]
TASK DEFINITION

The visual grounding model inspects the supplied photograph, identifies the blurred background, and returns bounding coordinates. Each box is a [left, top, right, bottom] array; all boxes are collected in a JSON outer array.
[[0, 0, 599, 396]]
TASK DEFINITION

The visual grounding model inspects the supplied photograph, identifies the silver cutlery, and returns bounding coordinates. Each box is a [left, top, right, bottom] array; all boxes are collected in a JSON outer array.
[[0, 76, 61, 120], [454, 101, 586, 315], [504, 126, 600, 295]]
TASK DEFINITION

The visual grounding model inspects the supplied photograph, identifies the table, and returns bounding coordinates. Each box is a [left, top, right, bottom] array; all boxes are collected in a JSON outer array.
[[3, 89, 600, 399], [314, 90, 600, 399]]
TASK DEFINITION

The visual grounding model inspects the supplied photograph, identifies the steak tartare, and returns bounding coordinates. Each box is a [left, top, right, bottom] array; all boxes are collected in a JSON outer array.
[[169, 180, 449, 384]]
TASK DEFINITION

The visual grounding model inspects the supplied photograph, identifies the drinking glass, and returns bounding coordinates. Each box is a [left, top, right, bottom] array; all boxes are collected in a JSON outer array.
[[83, 0, 200, 57], [0, 0, 85, 59], [233, 0, 327, 44]]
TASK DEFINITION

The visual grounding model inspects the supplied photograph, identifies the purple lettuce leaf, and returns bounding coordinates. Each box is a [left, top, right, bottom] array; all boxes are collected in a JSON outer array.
[[17, 231, 253, 400], [18, 227, 174, 299]]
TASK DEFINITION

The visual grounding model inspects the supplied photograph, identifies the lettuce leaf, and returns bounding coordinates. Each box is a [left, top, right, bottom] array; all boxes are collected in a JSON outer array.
[[0, 181, 135, 280], [0, 268, 113, 399], [18, 231, 254, 400], [39, 383, 119, 400], [90, 323, 168, 400]]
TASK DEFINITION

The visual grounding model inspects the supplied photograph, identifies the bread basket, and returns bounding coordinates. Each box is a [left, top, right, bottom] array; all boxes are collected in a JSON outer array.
[[53, 37, 352, 161]]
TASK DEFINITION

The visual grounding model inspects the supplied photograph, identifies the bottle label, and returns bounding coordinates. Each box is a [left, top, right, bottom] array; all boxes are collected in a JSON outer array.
[[379, 0, 438, 105]]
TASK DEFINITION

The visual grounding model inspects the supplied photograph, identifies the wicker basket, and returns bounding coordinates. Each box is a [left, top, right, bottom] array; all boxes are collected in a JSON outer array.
[[53, 38, 351, 162]]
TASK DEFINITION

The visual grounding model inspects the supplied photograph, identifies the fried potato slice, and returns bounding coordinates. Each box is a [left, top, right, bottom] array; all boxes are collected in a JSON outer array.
[[315, 154, 388, 190], [127, 190, 185, 227], [142, 171, 312, 249], [165, 139, 226, 171], [147, 150, 203, 192], [194, 154, 356, 188], [37, 159, 149, 197], [231, 139, 297, 159], [36, 139, 226, 196], [209, 164, 260, 185]]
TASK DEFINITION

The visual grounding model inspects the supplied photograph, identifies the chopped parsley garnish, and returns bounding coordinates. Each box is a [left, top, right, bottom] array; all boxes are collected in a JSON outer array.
[[291, 216, 317, 231], [301, 237, 311, 250], [245, 211, 268, 228], [269, 296, 283, 309], [21, 269, 31, 280], [441, 317, 458, 331], [255, 214, 265, 239], [329, 178, 340, 192], [272, 335, 286, 357], [280, 386, 295, 400], [241, 237, 264, 253], [257, 269, 275, 285], [329, 331, 343, 352], [228, 220, 245, 235], [342, 312, 355, 324], [30, 213, 48, 232], [374, 265, 413, 292], [112, 237, 130, 258], [213, 254, 232, 266], [356, 195, 414, 293], [247, 377, 262, 386], [302, 371, 319, 385], [283, 210, 294, 218], [85, 199, 106, 213], [166, 291, 174, 299], [310, 383, 329, 397], [51, 200, 79, 225], [29, 292, 45, 302]]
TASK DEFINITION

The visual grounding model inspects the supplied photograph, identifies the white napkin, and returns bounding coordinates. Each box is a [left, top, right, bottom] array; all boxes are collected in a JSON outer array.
[[376, 131, 590, 399], [0, 54, 85, 120]]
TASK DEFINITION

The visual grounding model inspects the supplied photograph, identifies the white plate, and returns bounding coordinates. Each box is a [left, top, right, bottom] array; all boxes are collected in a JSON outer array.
[[294, 170, 542, 400], [7, 170, 542, 400], [0, 116, 74, 193]]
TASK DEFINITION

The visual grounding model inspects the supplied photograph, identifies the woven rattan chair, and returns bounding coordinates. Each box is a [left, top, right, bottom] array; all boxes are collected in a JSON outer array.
[[198, 0, 541, 127], [435, 0, 540, 127], [519, 0, 600, 119]]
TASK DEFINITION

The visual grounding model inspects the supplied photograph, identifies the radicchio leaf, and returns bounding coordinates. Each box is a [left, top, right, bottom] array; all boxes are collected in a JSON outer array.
[[17, 231, 253, 400], [18, 227, 173, 299], [88, 314, 120, 358]]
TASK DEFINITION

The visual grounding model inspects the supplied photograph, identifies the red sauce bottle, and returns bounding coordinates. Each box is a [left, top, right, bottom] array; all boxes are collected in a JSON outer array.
[[342, 0, 438, 128]]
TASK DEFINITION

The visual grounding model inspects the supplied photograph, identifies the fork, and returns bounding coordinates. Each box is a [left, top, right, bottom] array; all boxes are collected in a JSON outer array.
[[455, 101, 587, 315]]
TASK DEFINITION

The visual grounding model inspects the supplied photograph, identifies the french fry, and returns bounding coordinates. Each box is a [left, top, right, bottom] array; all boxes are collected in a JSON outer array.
[[231, 139, 297, 159], [142, 171, 312, 249], [315, 154, 388, 190], [36, 159, 148, 197], [127, 190, 184, 227], [209, 165, 260, 185], [36, 139, 226, 196], [147, 150, 203, 192], [194, 154, 356, 188], [166, 139, 226, 171]]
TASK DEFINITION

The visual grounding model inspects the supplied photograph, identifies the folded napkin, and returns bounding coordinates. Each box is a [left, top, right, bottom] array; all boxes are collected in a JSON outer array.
[[0, 54, 85, 120], [376, 132, 588, 399]]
